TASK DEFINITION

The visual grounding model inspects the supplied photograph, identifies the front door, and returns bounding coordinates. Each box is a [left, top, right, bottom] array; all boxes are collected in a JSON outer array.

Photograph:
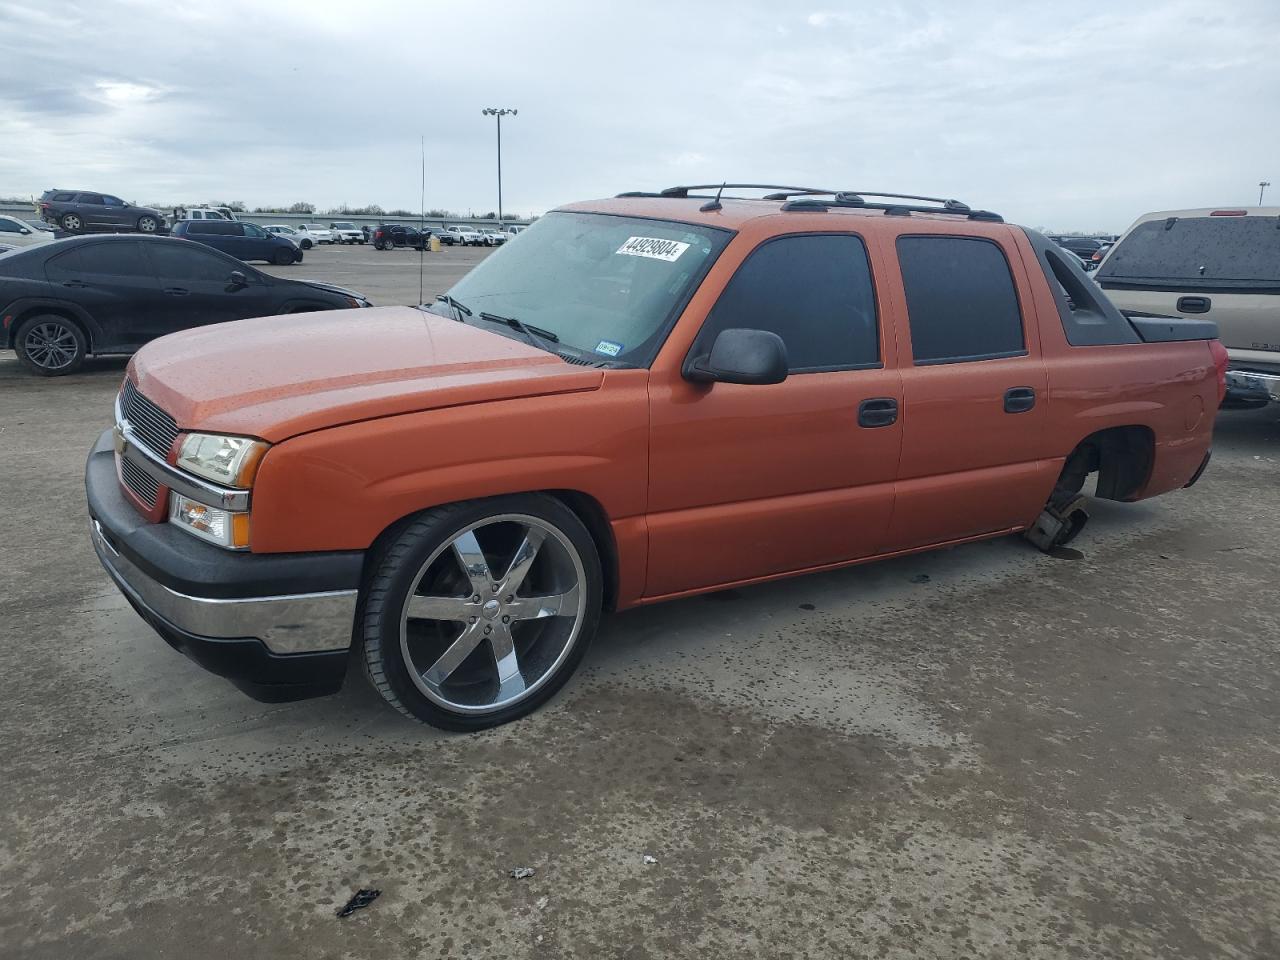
[[142, 242, 270, 338], [880, 232, 1054, 551], [645, 232, 903, 598]]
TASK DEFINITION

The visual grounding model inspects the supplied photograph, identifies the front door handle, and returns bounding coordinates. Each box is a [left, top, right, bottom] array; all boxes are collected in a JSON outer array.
[[858, 397, 898, 428], [1004, 386, 1036, 414], [1177, 295, 1211, 314], [164, 287, 190, 296]]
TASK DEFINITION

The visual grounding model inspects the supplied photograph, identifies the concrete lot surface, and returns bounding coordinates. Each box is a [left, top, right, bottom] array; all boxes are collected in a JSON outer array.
[[262, 242, 494, 306], [1, 248, 1278, 958]]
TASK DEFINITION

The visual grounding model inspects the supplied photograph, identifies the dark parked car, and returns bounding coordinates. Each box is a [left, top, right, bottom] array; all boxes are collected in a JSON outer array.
[[372, 223, 430, 250], [172, 219, 302, 265], [434, 227, 459, 246], [1050, 236, 1109, 264], [0, 235, 371, 376], [38, 189, 166, 235]]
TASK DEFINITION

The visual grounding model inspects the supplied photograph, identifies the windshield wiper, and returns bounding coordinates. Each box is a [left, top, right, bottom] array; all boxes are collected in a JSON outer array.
[[478, 311, 560, 352], [434, 294, 472, 321]]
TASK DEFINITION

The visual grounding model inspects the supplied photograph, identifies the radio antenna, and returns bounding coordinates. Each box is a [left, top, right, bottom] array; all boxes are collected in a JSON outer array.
[[418, 135, 426, 306]]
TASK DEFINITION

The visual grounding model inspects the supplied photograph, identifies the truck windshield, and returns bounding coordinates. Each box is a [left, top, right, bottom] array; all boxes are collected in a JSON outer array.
[[437, 211, 732, 366], [1099, 216, 1280, 288]]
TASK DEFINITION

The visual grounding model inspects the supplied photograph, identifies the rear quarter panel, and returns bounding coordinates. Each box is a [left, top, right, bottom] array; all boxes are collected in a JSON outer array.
[[1013, 231, 1217, 499]]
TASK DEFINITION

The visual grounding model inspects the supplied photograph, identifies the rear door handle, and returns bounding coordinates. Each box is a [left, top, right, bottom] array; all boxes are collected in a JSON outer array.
[[857, 397, 898, 428], [61, 280, 87, 288], [1004, 386, 1036, 414], [164, 287, 190, 296], [1177, 295, 1211, 314]]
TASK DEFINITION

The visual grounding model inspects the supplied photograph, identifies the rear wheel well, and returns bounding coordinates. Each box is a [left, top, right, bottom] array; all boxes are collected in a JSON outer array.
[[9, 307, 92, 351], [1054, 426, 1155, 504]]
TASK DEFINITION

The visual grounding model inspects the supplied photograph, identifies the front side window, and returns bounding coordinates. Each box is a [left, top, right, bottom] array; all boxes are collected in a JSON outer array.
[[148, 242, 237, 281], [103, 196, 124, 207], [437, 211, 732, 366], [244, 224, 267, 238], [693, 234, 880, 372], [897, 236, 1025, 365], [0, 218, 21, 233]]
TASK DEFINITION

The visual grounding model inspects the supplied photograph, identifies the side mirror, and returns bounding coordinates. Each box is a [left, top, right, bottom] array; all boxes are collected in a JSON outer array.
[[228, 270, 248, 288], [19, 228, 29, 234], [684, 328, 788, 385]]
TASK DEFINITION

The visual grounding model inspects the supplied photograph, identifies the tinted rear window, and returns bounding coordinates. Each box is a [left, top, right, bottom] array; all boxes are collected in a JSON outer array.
[[1100, 216, 1280, 283], [897, 236, 1026, 365], [47, 243, 150, 278]]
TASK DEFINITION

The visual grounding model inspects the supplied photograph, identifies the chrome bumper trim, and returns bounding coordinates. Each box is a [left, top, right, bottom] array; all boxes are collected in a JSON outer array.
[[91, 520, 356, 655], [114, 395, 249, 511]]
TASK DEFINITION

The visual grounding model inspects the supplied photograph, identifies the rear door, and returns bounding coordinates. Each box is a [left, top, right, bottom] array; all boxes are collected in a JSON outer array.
[[143, 241, 272, 336], [881, 231, 1053, 551], [43, 240, 164, 349], [74, 193, 107, 228], [645, 232, 903, 597]]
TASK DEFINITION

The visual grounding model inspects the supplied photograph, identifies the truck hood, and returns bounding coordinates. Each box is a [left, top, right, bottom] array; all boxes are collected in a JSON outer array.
[[129, 306, 604, 443]]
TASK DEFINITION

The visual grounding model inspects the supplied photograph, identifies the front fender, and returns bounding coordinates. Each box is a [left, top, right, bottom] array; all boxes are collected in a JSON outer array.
[[247, 373, 651, 553]]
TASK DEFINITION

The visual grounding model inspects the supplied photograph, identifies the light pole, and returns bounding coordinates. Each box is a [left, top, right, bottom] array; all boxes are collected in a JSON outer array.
[[1260, 181, 1272, 206], [482, 107, 517, 227]]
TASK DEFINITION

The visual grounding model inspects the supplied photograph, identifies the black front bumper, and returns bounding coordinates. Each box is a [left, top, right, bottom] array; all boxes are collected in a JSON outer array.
[[86, 430, 365, 703]]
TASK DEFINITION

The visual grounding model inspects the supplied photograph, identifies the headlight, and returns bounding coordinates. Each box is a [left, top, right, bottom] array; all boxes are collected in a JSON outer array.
[[176, 433, 268, 488], [170, 494, 250, 549]]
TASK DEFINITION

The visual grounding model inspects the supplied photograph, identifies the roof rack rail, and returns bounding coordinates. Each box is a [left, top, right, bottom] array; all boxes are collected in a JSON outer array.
[[658, 183, 837, 198], [616, 184, 1003, 222]]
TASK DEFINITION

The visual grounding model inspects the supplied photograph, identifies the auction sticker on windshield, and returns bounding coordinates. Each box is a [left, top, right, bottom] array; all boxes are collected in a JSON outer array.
[[616, 236, 690, 262]]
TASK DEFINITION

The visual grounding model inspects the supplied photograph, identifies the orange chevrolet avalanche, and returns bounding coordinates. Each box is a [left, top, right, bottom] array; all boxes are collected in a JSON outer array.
[[86, 186, 1225, 730]]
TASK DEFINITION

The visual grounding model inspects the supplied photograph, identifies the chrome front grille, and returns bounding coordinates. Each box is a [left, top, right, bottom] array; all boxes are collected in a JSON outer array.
[[120, 455, 160, 507], [120, 379, 179, 458]]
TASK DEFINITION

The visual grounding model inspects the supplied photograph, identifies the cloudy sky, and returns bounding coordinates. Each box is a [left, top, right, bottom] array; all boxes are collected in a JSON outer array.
[[1, 0, 1276, 231]]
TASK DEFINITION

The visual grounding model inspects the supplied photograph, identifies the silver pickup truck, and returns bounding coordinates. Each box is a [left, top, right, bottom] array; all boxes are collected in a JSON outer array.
[[1096, 206, 1280, 407]]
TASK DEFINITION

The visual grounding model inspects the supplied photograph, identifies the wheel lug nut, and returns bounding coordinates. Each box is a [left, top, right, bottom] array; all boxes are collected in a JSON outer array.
[[484, 625, 491, 634], [472, 594, 480, 602], [505, 596, 513, 603], [502, 616, 510, 624], [469, 616, 477, 624], [491, 585, 499, 593]]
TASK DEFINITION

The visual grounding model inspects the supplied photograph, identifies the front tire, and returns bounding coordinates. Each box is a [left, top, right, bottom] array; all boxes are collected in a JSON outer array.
[[15, 315, 87, 376], [60, 213, 83, 232], [362, 495, 602, 731], [137, 216, 158, 233], [273, 248, 294, 265], [300, 239, 313, 250]]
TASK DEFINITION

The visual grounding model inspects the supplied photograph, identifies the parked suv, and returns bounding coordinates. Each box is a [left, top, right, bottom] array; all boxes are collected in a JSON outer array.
[[1096, 207, 1280, 406], [86, 184, 1223, 731], [329, 222, 364, 244], [172, 219, 302, 265], [445, 224, 485, 246], [1, 235, 370, 375], [38, 189, 166, 234], [372, 224, 429, 250]]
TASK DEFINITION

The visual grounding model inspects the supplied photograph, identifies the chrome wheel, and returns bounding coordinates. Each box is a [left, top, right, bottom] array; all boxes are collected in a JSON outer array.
[[23, 320, 80, 371], [137, 216, 157, 232], [399, 514, 587, 715]]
